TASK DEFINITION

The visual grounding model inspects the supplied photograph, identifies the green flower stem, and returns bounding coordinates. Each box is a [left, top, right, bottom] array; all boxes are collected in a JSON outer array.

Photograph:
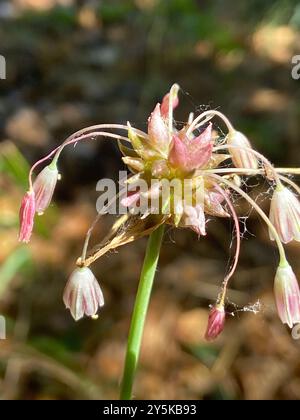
[[120, 224, 165, 400]]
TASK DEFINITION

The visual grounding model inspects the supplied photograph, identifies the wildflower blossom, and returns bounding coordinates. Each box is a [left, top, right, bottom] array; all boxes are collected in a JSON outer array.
[[63, 267, 104, 321], [20, 83, 300, 332], [33, 164, 59, 215], [227, 129, 258, 170], [269, 184, 300, 243], [274, 263, 300, 328]]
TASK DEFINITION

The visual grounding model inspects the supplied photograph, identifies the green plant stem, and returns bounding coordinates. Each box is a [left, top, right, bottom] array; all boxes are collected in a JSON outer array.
[[120, 225, 165, 400]]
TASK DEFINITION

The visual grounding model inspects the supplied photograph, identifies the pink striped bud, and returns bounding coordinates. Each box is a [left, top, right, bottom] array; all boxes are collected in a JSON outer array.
[[274, 263, 300, 328], [18, 190, 36, 243], [269, 185, 300, 243], [169, 124, 213, 172], [204, 189, 230, 218], [33, 164, 59, 215], [227, 130, 258, 170], [63, 267, 104, 321], [182, 204, 206, 236], [148, 103, 170, 157], [205, 304, 226, 341]]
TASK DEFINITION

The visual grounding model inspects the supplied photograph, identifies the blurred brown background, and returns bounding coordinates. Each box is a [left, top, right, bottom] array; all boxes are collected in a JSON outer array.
[[1, 0, 300, 400]]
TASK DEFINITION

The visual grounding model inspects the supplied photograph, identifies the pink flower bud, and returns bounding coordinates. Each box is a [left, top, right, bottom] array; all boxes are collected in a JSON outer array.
[[63, 267, 104, 321], [33, 164, 59, 215], [269, 185, 300, 243], [148, 103, 170, 156], [169, 124, 213, 172], [18, 190, 36, 243], [204, 190, 230, 218], [227, 130, 258, 170], [205, 304, 226, 341], [181, 204, 206, 236], [274, 263, 300, 328], [160, 84, 179, 118], [168, 135, 188, 170]]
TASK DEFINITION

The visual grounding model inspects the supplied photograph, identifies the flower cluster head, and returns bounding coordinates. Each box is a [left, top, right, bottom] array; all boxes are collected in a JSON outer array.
[[19, 84, 300, 337]]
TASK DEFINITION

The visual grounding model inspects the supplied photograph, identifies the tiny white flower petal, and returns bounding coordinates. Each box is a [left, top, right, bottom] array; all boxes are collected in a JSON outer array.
[[33, 165, 59, 214], [274, 264, 300, 328], [227, 130, 258, 170], [63, 267, 104, 321], [269, 186, 300, 244]]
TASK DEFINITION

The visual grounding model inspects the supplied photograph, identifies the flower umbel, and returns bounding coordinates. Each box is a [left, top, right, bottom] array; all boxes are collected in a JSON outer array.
[[19, 83, 300, 400], [63, 267, 104, 321], [20, 83, 300, 335]]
